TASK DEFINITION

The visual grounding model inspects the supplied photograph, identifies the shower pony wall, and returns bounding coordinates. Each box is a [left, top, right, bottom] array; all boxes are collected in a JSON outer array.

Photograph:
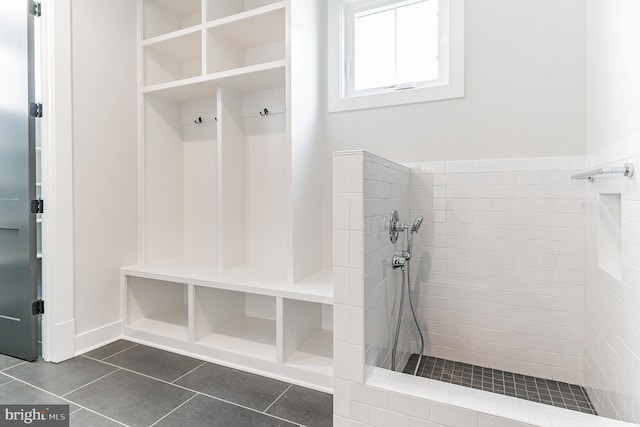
[[333, 150, 640, 427]]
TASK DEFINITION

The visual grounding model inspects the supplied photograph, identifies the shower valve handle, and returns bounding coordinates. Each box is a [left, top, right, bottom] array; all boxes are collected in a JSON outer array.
[[392, 254, 407, 268]]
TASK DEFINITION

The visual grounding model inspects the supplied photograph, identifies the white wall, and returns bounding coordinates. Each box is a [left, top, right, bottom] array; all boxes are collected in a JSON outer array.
[[409, 156, 586, 385], [71, 0, 138, 346], [585, 0, 640, 160], [322, 0, 586, 268], [584, 0, 640, 422], [325, 0, 586, 163]]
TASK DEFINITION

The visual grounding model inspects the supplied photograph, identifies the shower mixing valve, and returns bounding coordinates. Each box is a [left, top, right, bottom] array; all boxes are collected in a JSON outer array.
[[392, 253, 407, 268]]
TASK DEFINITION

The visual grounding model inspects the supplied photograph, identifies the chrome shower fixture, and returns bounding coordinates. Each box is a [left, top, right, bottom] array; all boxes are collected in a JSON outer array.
[[406, 215, 423, 259], [411, 215, 423, 233], [389, 211, 426, 374], [388, 210, 406, 243]]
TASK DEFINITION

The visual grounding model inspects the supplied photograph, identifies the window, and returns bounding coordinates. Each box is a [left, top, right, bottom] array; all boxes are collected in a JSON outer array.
[[328, 0, 464, 112]]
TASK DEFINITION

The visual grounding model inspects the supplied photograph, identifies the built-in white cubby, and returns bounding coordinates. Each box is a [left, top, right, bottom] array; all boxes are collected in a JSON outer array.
[[206, 0, 280, 21], [121, 268, 334, 387], [194, 288, 277, 361], [283, 300, 333, 376], [143, 95, 218, 265], [206, 3, 285, 74], [143, 0, 202, 40], [127, 277, 189, 340], [126, 0, 328, 390], [143, 30, 202, 86]]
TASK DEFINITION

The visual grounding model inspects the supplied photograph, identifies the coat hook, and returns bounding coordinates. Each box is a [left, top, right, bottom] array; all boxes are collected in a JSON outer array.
[[194, 117, 202, 124], [214, 117, 217, 121], [259, 108, 269, 116]]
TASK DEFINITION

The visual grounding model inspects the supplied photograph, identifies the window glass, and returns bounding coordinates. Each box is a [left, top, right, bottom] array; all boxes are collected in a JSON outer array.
[[354, 8, 396, 91], [396, 1, 439, 84]]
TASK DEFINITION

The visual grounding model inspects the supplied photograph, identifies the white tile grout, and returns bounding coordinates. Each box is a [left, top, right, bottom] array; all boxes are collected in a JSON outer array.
[[170, 361, 207, 384], [83, 356, 310, 426], [99, 342, 139, 361], [61, 369, 119, 397], [0, 371, 129, 426], [148, 393, 198, 427], [263, 383, 292, 413], [2, 354, 314, 427]]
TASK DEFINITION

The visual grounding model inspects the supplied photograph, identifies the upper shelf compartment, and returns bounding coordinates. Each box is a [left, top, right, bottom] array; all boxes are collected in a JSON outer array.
[[206, 0, 283, 22], [143, 30, 202, 86], [143, 0, 202, 40], [206, 2, 285, 74]]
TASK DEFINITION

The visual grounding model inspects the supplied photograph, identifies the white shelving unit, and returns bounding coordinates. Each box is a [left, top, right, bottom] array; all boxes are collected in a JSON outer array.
[[123, 0, 330, 390], [127, 277, 189, 341]]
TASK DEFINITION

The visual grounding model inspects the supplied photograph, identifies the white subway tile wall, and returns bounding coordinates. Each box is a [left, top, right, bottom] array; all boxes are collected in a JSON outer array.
[[408, 157, 587, 385], [334, 151, 367, 387], [583, 153, 640, 423], [362, 152, 412, 371]]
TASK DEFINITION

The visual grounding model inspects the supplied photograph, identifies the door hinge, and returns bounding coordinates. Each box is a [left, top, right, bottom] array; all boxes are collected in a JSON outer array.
[[30, 1, 41, 17], [31, 199, 44, 214], [30, 102, 43, 118], [32, 300, 44, 315]]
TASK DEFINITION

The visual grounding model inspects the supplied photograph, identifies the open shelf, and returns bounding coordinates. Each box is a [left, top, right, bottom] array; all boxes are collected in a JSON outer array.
[[143, 95, 218, 264], [282, 299, 333, 375], [126, 277, 189, 341], [143, 30, 202, 86], [285, 330, 333, 376], [206, 0, 284, 22], [194, 287, 277, 361], [143, 0, 201, 39], [206, 5, 284, 74], [142, 60, 285, 102]]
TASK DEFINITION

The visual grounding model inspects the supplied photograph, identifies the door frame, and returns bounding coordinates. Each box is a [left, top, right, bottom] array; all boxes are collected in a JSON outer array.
[[39, 0, 75, 363]]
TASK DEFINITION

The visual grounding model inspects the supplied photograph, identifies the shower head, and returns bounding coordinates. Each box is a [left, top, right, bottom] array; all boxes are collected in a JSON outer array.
[[405, 215, 424, 259], [411, 215, 423, 234]]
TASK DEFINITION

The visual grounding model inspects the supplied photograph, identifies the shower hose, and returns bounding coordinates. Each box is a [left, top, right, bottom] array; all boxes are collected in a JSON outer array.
[[391, 259, 425, 375]]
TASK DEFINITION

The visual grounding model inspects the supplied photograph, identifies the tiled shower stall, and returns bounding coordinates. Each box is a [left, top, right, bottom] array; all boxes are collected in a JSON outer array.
[[333, 149, 640, 427]]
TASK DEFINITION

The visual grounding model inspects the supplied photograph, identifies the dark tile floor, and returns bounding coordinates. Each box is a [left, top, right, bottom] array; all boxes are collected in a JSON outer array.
[[0, 341, 332, 427], [404, 354, 597, 416]]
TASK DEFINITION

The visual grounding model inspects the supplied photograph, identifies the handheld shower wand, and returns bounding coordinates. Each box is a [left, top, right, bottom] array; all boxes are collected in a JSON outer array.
[[405, 215, 423, 259], [390, 213, 425, 374]]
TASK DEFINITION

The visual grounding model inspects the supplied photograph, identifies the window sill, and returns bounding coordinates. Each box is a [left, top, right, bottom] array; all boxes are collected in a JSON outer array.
[[328, 79, 464, 113]]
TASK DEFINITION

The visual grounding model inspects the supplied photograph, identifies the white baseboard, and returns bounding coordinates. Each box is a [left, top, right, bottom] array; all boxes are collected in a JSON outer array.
[[74, 320, 122, 356], [43, 318, 76, 363]]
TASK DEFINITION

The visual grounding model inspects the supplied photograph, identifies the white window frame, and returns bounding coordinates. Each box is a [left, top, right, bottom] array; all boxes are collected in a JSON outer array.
[[328, 0, 465, 112]]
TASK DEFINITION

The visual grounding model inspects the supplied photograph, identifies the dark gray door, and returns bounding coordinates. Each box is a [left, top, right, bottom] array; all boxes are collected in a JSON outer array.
[[0, 0, 39, 361]]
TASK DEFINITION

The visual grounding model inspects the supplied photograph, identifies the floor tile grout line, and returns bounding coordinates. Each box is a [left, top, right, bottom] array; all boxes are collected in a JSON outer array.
[[194, 389, 302, 426], [83, 357, 302, 426], [95, 343, 140, 362], [0, 372, 129, 427], [68, 407, 83, 416], [0, 379, 15, 389], [61, 369, 120, 398], [104, 343, 140, 360], [148, 393, 199, 427], [1, 361, 28, 372], [263, 383, 292, 414], [171, 361, 207, 384]]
